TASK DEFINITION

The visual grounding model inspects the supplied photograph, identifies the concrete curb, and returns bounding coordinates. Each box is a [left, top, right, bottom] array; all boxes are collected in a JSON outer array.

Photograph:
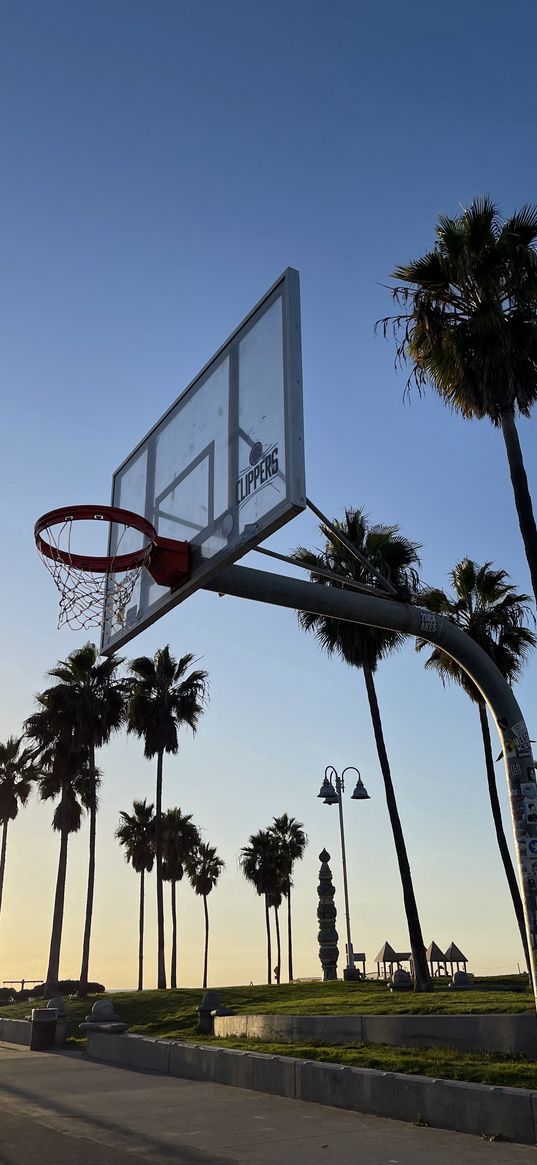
[[214, 1011, 537, 1056], [86, 1031, 537, 1145]]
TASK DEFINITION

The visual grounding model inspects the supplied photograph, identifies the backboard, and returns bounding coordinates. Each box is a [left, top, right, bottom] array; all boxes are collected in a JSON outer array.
[[100, 268, 305, 653]]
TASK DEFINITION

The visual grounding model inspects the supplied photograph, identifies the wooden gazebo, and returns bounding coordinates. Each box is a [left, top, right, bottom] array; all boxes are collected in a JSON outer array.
[[426, 940, 447, 977], [444, 941, 468, 976], [375, 941, 412, 979]]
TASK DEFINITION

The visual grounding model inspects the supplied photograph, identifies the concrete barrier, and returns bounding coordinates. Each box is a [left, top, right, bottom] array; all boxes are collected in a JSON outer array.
[[169, 1040, 223, 1082], [214, 1011, 537, 1056], [169, 1040, 296, 1097], [216, 1014, 366, 1043], [294, 1060, 536, 1142], [86, 1030, 537, 1145], [429, 1079, 535, 1144], [118, 1035, 171, 1073], [86, 1032, 128, 1063], [0, 1018, 32, 1046], [87, 1032, 170, 1072], [295, 1060, 364, 1110], [219, 1050, 296, 1097], [361, 1012, 537, 1057], [295, 1059, 434, 1122]]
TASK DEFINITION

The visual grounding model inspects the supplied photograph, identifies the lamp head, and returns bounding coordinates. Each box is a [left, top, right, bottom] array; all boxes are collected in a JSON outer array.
[[317, 776, 339, 805], [351, 775, 370, 801]]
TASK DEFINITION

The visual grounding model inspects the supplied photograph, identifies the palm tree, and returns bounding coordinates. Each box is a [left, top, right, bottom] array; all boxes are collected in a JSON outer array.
[[269, 887, 283, 985], [41, 643, 125, 996], [162, 807, 200, 988], [268, 814, 307, 981], [189, 842, 225, 988], [25, 692, 92, 993], [127, 647, 208, 989], [115, 799, 155, 991], [294, 507, 431, 991], [382, 196, 537, 604], [418, 559, 537, 976], [239, 829, 283, 986], [0, 737, 36, 915]]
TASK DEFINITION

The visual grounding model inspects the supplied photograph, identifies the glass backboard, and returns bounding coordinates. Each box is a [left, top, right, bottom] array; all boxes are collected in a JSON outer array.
[[101, 268, 305, 652]]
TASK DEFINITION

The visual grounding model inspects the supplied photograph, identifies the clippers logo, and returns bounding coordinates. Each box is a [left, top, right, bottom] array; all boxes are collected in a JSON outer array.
[[236, 442, 279, 507]]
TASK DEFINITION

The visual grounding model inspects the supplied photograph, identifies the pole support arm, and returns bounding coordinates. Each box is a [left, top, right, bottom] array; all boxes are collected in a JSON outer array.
[[205, 562, 537, 1004]]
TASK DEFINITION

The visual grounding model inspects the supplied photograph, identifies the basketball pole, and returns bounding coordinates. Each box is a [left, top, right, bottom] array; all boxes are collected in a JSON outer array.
[[205, 562, 537, 1006]]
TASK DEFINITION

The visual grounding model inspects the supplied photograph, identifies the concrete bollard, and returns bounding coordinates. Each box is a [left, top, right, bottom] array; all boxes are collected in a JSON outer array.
[[197, 991, 222, 1033]]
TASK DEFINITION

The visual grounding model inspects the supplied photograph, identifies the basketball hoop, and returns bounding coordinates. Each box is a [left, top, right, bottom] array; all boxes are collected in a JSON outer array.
[[34, 505, 190, 632]]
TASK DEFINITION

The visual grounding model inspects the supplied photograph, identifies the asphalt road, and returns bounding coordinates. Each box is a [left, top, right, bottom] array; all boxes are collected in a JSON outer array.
[[0, 1043, 534, 1164]]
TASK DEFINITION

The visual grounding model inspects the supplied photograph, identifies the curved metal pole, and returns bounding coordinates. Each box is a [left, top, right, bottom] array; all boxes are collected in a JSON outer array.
[[206, 563, 537, 1005]]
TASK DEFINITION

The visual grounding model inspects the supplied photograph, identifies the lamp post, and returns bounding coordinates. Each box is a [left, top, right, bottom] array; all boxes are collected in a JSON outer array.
[[317, 765, 370, 980]]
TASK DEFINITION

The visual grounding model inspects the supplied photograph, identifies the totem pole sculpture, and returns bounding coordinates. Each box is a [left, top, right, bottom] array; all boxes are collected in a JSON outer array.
[[317, 848, 339, 981]]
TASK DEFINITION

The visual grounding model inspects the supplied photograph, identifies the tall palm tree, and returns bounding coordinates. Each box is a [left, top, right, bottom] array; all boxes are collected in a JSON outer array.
[[382, 196, 537, 604], [268, 814, 307, 982], [239, 829, 282, 985], [418, 559, 537, 976], [269, 887, 283, 985], [294, 507, 431, 991], [189, 842, 225, 989], [25, 693, 92, 993], [127, 647, 208, 989], [115, 799, 155, 991], [0, 737, 36, 915], [41, 643, 125, 996], [162, 807, 200, 989]]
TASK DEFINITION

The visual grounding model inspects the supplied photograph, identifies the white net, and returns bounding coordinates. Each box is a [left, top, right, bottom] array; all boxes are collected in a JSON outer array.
[[37, 516, 153, 631]]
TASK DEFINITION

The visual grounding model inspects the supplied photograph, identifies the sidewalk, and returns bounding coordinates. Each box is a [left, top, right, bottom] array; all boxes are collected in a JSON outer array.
[[0, 1043, 533, 1164]]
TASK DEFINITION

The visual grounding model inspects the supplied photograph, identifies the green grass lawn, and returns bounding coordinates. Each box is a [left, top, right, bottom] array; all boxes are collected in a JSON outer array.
[[4, 977, 537, 1090]]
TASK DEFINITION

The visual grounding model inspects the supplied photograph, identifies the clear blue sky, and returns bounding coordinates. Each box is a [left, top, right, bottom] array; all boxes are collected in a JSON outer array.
[[2, 0, 537, 988]]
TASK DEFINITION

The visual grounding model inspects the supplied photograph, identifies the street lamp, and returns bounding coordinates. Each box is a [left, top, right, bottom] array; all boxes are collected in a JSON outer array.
[[317, 765, 370, 980]]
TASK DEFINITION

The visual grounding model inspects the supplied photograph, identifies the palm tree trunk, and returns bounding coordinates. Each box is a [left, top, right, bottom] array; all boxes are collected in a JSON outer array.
[[363, 664, 431, 992], [45, 790, 70, 993], [0, 821, 8, 915], [287, 885, 293, 982], [500, 408, 537, 605], [478, 701, 531, 976], [264, 894, 272, 985], [78, 743, 97, 996], [203, 894, 209, 989], [155, 750, 166, 989], [170, 880, 177, 989], [138, 868, 145, 991], [274, 905, 281, 984]]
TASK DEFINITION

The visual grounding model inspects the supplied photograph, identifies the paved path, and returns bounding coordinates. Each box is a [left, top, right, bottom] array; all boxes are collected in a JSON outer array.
[[0, 1043, 534, 1164]]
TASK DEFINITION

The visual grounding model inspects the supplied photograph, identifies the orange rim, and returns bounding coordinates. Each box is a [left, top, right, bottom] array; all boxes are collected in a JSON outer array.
[[34, 505, 157, 573]]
